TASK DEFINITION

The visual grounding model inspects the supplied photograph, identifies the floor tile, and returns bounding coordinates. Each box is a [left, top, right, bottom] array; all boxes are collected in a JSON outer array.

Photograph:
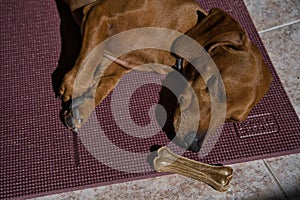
[[32, 160, 285, 200], [259, 22, 300, 118], [264, 153, 300, 200], [244, 0, 300, 32]]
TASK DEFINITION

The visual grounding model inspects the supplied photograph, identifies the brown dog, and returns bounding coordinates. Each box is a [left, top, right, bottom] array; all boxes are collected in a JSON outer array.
[[59, 0, 272, 151]]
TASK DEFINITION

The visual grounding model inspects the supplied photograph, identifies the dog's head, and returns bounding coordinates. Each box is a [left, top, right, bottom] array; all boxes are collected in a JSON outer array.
[[170, 8, 273, 151]]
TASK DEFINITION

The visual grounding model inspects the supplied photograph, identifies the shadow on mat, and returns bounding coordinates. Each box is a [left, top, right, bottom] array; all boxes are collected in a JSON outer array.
[[52, 0, 82, 165], [155, 69, 188, 149], [51, 0, 81, 98]]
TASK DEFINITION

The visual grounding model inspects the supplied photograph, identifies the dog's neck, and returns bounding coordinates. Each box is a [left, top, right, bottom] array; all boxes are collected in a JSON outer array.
[[64, 0, 101, 25], [64, 0, 98, 12]]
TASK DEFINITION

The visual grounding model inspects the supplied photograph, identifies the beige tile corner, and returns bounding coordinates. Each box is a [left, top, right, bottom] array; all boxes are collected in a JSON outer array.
[[264, 154, 300, 200], [31, 160, 287, 200], [243, 0, 300, 32], [259, 22, 300, 118]]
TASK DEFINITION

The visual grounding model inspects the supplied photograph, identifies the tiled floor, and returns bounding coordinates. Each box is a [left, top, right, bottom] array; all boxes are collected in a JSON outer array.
[[32, 0, 300, 199]]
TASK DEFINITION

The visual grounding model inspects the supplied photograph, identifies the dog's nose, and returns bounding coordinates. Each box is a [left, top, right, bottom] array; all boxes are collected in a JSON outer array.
[[184, 132, 203, 152]]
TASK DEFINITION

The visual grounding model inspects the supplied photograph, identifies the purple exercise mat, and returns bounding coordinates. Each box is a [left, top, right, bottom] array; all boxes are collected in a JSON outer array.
[[1, 0, 299, 199]]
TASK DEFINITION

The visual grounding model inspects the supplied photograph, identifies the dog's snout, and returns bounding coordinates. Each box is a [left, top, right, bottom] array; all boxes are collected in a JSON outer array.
[[184, 132, 204, 152]]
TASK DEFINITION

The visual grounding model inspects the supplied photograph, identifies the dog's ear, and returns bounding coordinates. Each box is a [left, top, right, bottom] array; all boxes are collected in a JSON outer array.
[[185, 8, 250, 53], [171, 8, 250, 63]]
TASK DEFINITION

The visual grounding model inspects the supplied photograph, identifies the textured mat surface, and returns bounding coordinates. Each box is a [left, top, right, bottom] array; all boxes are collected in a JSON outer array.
[[1, 0, 299, 199]]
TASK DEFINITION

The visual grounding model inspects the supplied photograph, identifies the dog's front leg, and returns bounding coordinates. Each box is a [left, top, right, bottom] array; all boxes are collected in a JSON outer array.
[[63, 62, 129, 131], [58, 3, 111, 103], [59, 3, 116, 131]]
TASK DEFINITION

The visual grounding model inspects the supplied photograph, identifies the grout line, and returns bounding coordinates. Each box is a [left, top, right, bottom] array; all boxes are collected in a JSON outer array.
[[258, 19, 300, 34], [263, 160, 289, 200]]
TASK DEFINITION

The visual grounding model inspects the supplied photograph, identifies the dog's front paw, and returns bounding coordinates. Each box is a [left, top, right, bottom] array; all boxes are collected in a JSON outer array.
[[62, 92, 95, 132], [59, 70, 77, 102], [59, 66, 97, 102]]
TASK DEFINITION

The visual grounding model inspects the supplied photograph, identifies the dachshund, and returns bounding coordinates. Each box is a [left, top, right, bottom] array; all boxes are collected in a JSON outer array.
[[58, 0, 272, 151]]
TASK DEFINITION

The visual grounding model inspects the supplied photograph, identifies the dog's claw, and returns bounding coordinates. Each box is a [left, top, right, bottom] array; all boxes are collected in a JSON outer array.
[[62, 109, 68, 115], [78, 118, 83, 125], [72, 107, 80, 119], [65, 115, 76, 128]]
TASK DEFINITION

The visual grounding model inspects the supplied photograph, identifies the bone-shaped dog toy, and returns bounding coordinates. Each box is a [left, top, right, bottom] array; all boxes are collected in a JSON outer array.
[[153, 147, 233, 192]]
